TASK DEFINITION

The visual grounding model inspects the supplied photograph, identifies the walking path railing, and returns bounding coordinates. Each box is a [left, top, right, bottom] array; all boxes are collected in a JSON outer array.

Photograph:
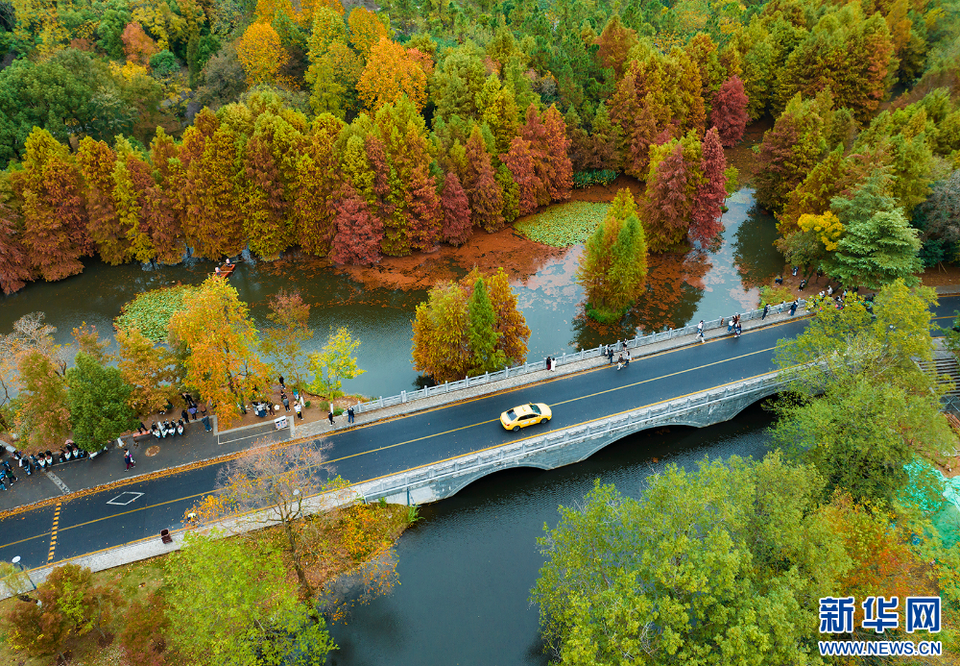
[[354, 300, 807, 415]]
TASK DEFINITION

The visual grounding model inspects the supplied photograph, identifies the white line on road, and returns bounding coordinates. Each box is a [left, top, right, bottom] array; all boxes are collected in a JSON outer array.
[[107, 492, 144, 506], [218, 425, 285, 447], [44, 471, 71, 495]]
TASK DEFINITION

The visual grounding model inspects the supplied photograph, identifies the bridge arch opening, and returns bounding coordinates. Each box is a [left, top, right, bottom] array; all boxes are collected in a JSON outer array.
[[573, 397, 777, 465], [442, 465, 551, 500]]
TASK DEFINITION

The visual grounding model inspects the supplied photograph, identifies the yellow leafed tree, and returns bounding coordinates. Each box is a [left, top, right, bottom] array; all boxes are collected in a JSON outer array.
[[347, 6, 388, 59], [236, 22, 289, 86], [798, 211, 843, 251], [168, 277, 273, 430]]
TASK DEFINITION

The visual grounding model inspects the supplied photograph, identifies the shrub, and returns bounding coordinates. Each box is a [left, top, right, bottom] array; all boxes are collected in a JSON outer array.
[[573, 169, 619, 188], [759, 285, 795, 306]]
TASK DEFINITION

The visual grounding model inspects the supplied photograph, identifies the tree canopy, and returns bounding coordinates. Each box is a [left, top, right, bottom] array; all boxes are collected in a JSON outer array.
[[412, 267, 529, 382]]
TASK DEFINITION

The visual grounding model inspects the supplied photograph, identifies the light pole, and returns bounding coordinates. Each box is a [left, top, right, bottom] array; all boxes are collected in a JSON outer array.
[[11, 556, 36, 591]]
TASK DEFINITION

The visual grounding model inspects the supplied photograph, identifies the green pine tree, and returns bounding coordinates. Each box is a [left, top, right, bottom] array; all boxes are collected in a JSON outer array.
[[827, 176, 921, 289], [467, 276, 505, 375], [576, 189, 649, 323]]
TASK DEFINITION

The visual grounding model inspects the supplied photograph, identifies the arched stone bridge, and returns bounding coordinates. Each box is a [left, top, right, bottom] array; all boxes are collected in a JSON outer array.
[[355, 371, 786, 506]]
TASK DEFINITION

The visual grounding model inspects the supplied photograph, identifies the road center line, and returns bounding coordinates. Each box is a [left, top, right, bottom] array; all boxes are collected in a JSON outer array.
[[47, 502, 61, 563]]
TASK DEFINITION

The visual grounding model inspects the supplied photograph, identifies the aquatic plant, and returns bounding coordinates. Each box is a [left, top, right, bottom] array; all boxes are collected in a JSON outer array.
[[514, 201, 609, 248], [115, 285, 197, 342]]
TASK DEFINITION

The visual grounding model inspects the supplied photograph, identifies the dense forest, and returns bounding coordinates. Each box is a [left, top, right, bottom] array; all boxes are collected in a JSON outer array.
[[0, 0, 958, 296]]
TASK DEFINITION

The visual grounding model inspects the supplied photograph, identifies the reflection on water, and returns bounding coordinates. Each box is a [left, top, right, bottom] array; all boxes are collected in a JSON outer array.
[[327, 403, 776, 666], [0, 189, 781, 397]]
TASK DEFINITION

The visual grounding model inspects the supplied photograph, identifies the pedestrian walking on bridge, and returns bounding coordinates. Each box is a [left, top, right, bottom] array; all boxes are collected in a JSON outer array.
[[697, 320, 704, 342]]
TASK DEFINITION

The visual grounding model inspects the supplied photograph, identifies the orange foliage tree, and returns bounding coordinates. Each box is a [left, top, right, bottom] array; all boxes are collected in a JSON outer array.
[[347, 7, 388, 59], [357, 38, 428, 112], [412, 267, 529, 382], [821, 493, 940, 639], [121, 22, 158, 66]]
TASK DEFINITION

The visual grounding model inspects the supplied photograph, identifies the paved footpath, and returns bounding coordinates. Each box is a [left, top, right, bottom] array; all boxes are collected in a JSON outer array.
[[0, 417, 290, 513]]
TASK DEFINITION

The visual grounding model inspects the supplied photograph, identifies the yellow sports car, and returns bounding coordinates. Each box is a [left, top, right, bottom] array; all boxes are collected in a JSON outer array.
[[500, 403, 552, 431]]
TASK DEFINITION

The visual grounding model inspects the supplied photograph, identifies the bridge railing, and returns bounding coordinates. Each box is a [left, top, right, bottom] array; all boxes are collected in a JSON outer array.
[[354, 300, 807, 415], [358, 372, 788, 502]]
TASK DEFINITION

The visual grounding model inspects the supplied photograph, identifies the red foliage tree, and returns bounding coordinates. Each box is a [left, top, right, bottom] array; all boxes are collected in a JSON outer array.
[[463, 127, 505, 232], [13, 130, 90, 282], [593, 15, 638, 78], [330, 185, 383, 265], [440, 172, 472, 246], [710, 76, 749, 147], [690, 129, 727, 245], [121, 22, 159, 66], [642, 143, 693, 252], [608, 71, 661, 178], [406, 165, 442, 251], [754, 114, 802, 214], [119, 590, 169, 666], [76, 137, 126, 264], [127, 154, 184, 264], [363, 133, 404, 255], [243, 133, 293, 259], [148, 129, 187, 264], [519, 105, 551, 208], [582, 107, 620, 171], [501, 136, 542, 216], [0, 189, 34, 294], [542, 105, 573, 201]]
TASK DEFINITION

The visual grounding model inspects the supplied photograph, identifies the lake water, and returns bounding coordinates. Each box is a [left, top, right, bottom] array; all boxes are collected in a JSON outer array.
[[0, 189, 781, 398]]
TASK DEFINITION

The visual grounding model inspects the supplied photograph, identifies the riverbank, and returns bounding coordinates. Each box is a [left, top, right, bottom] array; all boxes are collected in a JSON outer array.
[[0, 501, 412, 666]]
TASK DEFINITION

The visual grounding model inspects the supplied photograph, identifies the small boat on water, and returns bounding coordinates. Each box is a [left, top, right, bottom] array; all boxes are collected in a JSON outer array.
[[214, 263, 236, 278]]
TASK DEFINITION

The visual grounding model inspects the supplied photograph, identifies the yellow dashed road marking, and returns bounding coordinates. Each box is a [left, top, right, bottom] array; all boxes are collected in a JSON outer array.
[[47, 502, 61, 563]]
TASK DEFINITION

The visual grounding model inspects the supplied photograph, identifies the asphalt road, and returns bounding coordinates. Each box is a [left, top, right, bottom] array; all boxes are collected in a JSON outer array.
[[3, 298, 959, 571]]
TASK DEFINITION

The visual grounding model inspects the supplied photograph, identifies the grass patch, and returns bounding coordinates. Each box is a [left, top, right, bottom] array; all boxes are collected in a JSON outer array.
[[514, 201, 609, 247], [115, 285, 198, 342]]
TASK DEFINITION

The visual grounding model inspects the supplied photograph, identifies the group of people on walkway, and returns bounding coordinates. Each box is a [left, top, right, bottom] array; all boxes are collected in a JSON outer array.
[[722, 314, 743, 338]]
